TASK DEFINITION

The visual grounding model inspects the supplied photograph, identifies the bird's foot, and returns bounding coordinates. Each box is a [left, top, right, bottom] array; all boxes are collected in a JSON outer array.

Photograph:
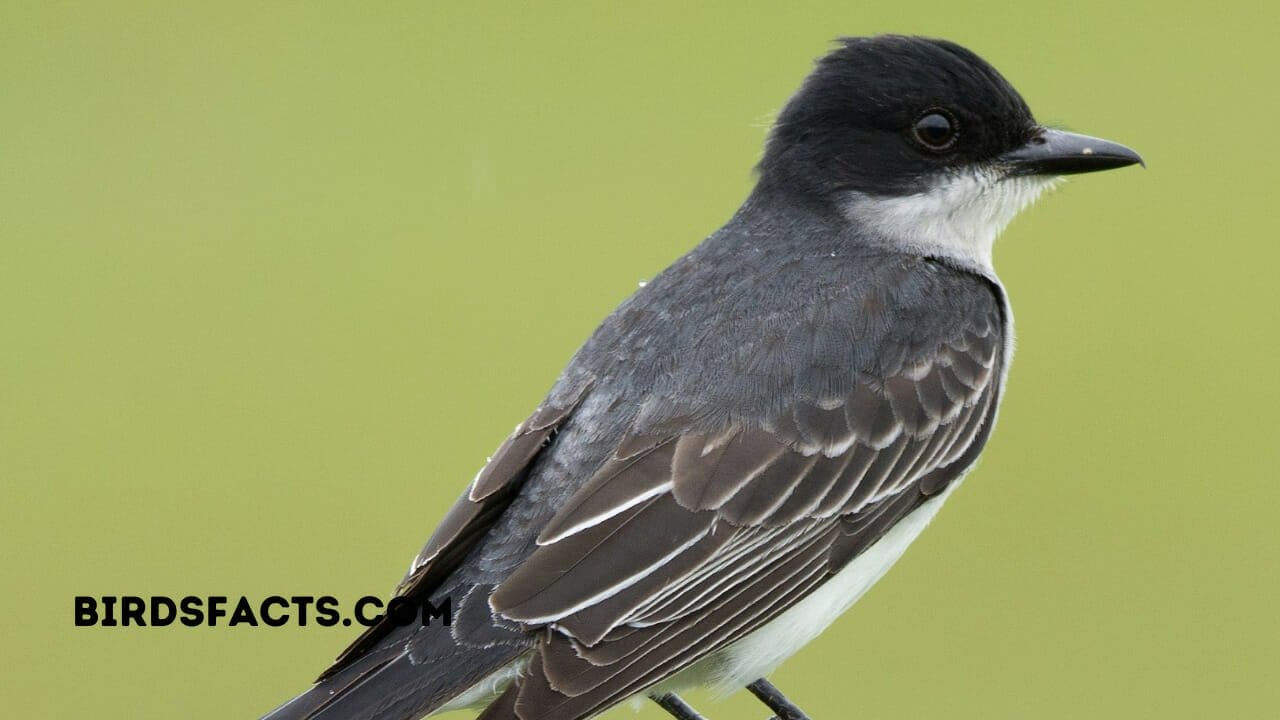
[[747, 678, 811, 720], [650, 692, 709, 720]]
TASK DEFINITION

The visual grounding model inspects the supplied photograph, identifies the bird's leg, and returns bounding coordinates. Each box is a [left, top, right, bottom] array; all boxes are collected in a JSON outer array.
[[747, 678, 811, 720], [650, 692, 709, 720]]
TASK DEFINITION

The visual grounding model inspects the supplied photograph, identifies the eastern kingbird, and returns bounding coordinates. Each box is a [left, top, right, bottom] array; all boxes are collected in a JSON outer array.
[[263, 35, 1141, 720]]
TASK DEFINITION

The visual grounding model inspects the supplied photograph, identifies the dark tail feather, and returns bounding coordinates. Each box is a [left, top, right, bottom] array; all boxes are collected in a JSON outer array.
[[260, 643, 523, 720]]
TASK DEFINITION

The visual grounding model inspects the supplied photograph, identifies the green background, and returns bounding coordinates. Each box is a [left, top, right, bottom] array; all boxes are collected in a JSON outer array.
[[3, 2, 1277, 718]]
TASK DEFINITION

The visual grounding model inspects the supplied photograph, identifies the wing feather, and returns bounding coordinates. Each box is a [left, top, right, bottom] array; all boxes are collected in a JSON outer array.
[[766, 451, 857, 523], [316, 392, 586, 682], [483, 526, 837, 720], [491, 492, 717, 624], [718, 450, 821, 525], [673, 428, 788, 511], [479, 279, 1008, 720]]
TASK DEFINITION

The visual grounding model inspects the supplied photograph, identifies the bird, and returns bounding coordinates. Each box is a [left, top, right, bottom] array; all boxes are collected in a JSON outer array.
[[261, 35, 1142, 720]]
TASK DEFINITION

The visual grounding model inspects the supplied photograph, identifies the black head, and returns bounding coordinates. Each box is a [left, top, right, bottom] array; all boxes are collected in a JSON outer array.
[[758, 36, 1141, 199]]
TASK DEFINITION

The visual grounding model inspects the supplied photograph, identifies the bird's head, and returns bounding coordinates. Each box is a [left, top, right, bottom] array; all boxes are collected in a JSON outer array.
[[758, 35, 1142, 269]]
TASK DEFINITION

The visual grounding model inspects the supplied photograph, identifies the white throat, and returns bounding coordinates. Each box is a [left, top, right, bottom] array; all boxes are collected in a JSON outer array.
[[842, 168, 1060, 273]]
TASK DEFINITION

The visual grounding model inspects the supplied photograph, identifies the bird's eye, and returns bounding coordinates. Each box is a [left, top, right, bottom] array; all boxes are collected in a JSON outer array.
[[912, 110, 958, 151]]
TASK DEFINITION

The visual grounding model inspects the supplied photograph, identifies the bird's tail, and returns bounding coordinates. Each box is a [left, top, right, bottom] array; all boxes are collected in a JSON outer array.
[[260, 642, 525, 720]]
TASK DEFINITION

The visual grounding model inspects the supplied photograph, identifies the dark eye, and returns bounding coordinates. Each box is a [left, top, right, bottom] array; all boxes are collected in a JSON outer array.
[[912, 110, 958, 151]]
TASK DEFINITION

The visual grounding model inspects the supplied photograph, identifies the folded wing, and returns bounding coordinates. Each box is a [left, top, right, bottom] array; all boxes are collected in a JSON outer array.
[[482, 303, 1005, 720]]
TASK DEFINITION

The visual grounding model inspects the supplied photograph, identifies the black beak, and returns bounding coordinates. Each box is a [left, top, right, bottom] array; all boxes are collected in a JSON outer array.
[[1001, 128, 1143, 176]]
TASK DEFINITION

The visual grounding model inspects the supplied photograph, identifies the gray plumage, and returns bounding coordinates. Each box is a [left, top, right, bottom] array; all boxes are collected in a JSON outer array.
[[261, 34, 1141, 720], [265, 186, 1006, 720]]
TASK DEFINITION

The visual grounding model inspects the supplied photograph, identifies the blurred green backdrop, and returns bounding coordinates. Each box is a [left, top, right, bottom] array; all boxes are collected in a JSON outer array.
[[3, 2, 1277, 718]]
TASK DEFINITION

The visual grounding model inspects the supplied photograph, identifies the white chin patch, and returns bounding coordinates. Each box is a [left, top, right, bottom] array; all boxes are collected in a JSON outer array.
[[841, 168, 1061, 272]]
